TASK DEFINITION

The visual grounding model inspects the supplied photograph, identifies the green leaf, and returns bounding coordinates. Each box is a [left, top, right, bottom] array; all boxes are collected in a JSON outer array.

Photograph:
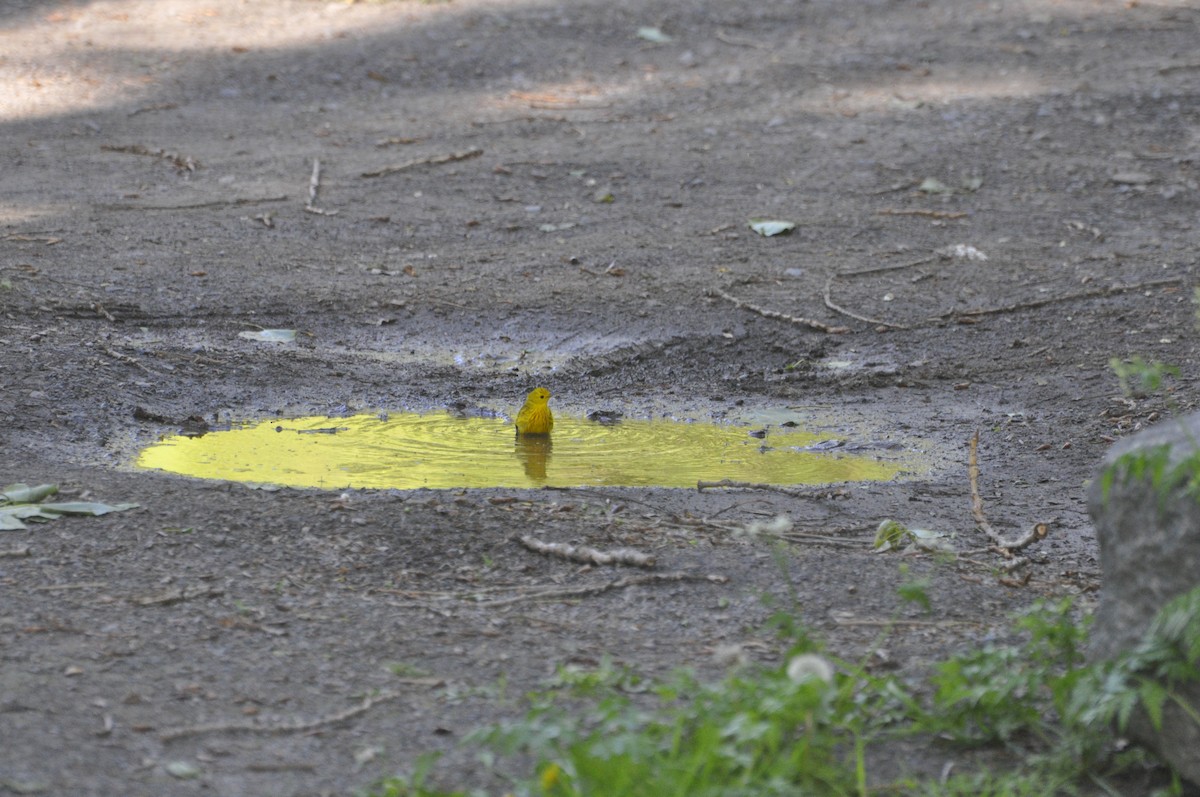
[[1, 483, 58, 504], [748, 219, 796, 237], [1137, 679, 1167, 732], [897, 574, 932, 612], [165, 761, 201, 780], [918, 177, 953, 194], [38, 502, 140, 516], [636, 26, 672, 43], [0, 505, 62, 529], [910, 527, 955, 553], [873, 519, 911, 551]]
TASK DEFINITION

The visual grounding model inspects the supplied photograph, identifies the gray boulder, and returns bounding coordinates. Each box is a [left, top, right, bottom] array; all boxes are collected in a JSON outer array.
[[1088, 413, 1200, 784]]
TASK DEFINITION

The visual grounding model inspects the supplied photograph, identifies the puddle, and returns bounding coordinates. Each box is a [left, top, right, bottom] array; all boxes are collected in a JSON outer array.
[[135, 412, 910, 490]]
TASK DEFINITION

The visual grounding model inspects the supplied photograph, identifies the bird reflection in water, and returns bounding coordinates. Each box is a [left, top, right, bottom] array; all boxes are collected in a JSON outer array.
[[514, 436, 552, 481]]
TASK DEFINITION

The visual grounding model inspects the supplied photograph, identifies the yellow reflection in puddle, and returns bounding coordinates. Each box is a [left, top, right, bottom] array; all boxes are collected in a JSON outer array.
[[136, 412, 905, 490]]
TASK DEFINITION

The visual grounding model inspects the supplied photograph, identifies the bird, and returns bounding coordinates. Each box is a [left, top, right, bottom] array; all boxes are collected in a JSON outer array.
[[515, 387, 553, 436]]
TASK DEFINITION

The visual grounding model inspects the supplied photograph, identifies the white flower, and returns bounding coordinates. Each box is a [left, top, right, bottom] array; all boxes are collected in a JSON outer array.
[[786, 654, 834, 685]]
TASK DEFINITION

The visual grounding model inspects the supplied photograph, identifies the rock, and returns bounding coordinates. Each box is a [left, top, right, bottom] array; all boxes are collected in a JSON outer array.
[[1088, 413, 1200, 785]]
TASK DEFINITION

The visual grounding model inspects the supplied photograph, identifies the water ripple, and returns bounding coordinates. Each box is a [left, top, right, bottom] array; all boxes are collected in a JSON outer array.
[[136, 412, 907, 490]]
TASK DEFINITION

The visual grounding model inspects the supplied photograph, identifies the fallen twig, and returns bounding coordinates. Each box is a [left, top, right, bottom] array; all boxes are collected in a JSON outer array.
[[710, 288, 850, 334], [375, 136, 424, 147], [779, 532, 862, 548], [969, 430, 1001, 550], [303, 158, 338, 215], [32, 581, 107, 592], [0, 546, 31, 558], [1, 233, 62, 245], [127, 102, 180, 117], [968, 431, 1049, 565], [517, 535, 657, 568], [100, 195, 289, 211], [822, 274, 910, 330], [100, 143, 198, 172], [715, 29, 767, 48], [474, 572, 728, 608], [833, 617, 984, 628], [101, 346, 155, 374], [361, 148, 483, 178], [132, 585, 225, 606], [877, 208, 968, 219], [944, 277, 1182, 321], [160, 690, 401, 742], [508, 91, 609, 110], [1158, 62, 1200, 75], [697, 479, 849, 500], [838, 256, 938, 278]]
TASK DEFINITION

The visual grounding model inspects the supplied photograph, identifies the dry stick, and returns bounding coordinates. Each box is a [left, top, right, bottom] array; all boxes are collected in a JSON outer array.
[[822, 274, 910, 330], [517, 535, 657, 569], [943, 277, 1182, 321], [101, 143, 198, 171], [376, 136, 424, 147], [160, 691, 401, 742], [710, 288, 850, 334], [697, 479, 847, 500], [306, 158, 320, 207], [839, 256, 938, 278], [100, 144, 196, 172], [0, 546, 31, 558], [474, 572, 728, 608], [1, 233, 62, 244], [100, 346, 155, 374], [876, 208, 968, 219], [132, 585, 225, 606], [967, 432, 1049, 568], [833, 618, 983, 628], [361, 148, 483, 178], [32, 581, 108, 592], [304, 158, 338, 216], [779, 533, 862, 548], [1159, 62, 1200, 75], [100, 195, 289, 211], [715, 29, 768, 48], [127, 102, 179, 117]]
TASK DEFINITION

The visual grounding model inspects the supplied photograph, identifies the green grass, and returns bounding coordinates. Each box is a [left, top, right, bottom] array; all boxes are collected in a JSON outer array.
[[368, 588, 1200, 797]]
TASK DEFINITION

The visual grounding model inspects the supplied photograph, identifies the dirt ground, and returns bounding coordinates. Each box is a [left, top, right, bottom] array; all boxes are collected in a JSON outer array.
[[2, 0, 1198, 794]]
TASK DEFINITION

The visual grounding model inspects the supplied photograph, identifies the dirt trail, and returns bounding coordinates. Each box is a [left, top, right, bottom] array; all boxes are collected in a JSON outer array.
[[2, 0, 1197, 793]]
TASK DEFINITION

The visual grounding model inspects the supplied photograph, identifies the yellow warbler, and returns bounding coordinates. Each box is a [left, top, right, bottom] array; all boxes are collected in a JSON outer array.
[[515, 387, 554, 436]]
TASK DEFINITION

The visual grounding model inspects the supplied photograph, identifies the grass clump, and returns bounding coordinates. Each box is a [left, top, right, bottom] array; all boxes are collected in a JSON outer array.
[[370, 588, 1200, 797]]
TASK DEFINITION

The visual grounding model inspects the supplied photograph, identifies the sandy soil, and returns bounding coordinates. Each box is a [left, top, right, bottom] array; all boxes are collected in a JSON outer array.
[[2, 0, 1198, 794]]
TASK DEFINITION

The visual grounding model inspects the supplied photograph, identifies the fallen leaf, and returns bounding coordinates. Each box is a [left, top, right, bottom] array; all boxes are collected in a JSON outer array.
[[1, 483, 59, 504], [1111, 171, 1153, 185], [748, 219, 796, 237], [38, 501, 140, 517], [636, 26, 672, 43], [165, 761, 201, 780], [917, 177, 953, 194], [238, 329, 296, 343]]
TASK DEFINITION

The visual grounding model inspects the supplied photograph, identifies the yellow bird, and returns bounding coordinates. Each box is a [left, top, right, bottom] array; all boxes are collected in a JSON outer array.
[[515, 387, 554, 436]]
